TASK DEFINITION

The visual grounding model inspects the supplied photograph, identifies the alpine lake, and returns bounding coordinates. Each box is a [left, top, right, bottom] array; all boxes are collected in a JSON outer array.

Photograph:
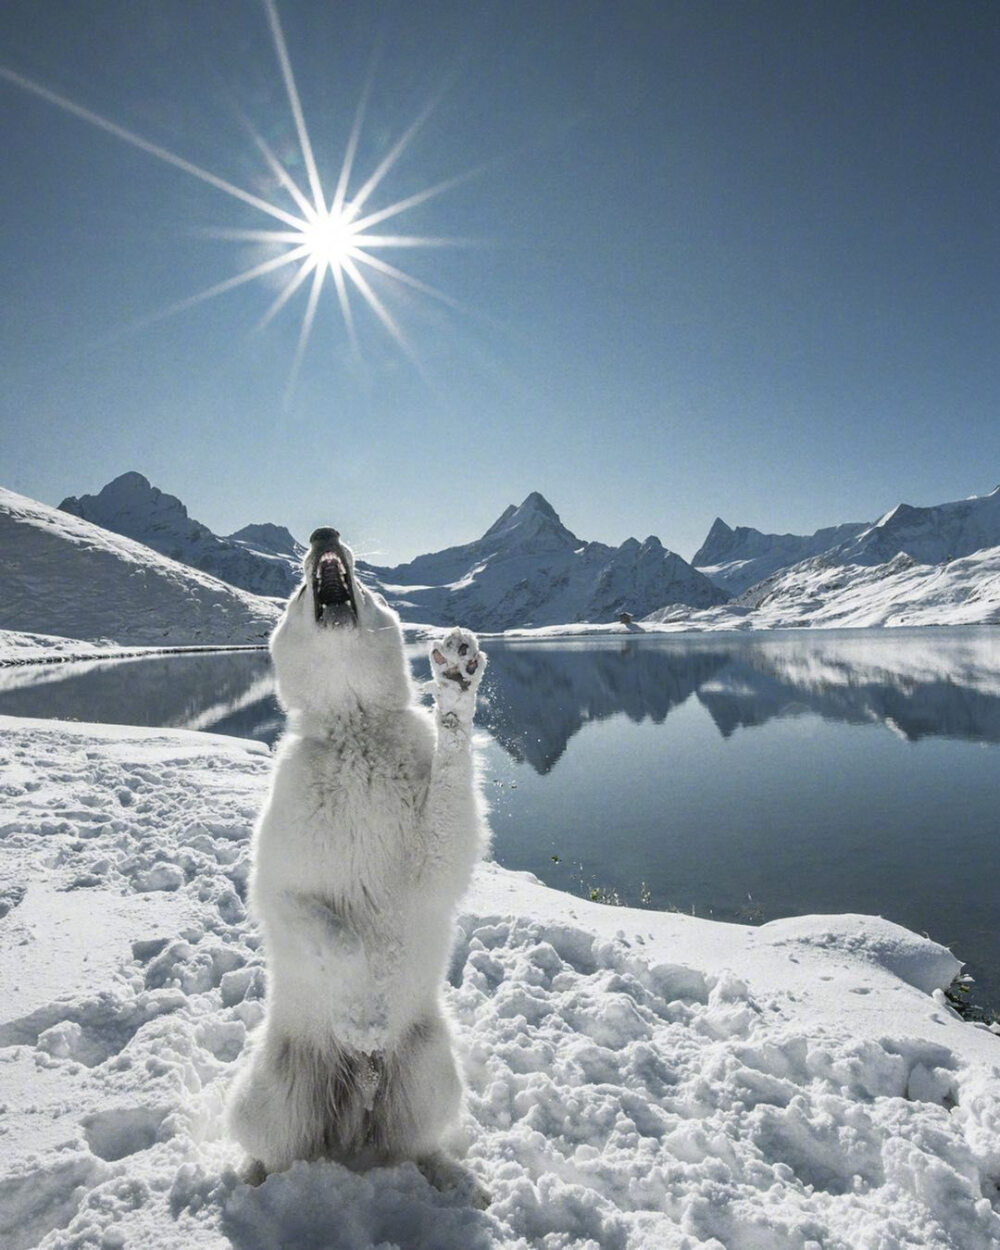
[[4, 626, 998, 1014]]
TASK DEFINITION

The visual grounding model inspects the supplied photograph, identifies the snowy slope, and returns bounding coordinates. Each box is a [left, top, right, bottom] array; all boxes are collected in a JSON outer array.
[[693, 517, 868, 594], [693, 487, 1000, 600], [0, 488, 281, 647], [362, 492, 729, 630], [1, 717, 998, 1249], [646, 543, 1000, 631], [832, 485, 1000, 566], [60, 472, 303, 597], [737, 544, 1000, 628]]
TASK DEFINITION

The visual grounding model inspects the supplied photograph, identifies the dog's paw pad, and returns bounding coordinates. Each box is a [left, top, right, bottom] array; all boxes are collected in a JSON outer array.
[[430, 629, 485, 692]]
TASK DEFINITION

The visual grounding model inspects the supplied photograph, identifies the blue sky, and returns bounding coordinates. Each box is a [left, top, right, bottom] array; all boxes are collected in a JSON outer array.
[[2, 0, 997, 564]]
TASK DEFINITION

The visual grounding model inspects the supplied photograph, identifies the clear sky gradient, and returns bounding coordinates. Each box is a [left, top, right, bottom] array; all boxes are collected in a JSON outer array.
[[2, 0, 997, 564]]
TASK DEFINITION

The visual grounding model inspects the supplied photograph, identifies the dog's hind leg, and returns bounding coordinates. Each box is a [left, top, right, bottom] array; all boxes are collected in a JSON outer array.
[[372, 1008, 490, 1205], [372, 1009, 462, 1157], [227, 1031, 370, 1176]]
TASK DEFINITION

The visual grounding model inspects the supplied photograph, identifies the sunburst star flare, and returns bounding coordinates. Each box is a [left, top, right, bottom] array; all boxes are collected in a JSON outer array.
[[0, 0, 487, 403]]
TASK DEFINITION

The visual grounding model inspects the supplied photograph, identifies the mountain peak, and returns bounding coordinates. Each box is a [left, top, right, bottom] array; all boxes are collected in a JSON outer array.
[[228, 523, 304, 558], [481, 503, 518, 539], [692, 517, 738, 567], [517, 491, 560, 519], [106, 470, 153, 492], [484, 492, 579, 552], [58, 472, 301, 596], [61, 471, 189, 524]]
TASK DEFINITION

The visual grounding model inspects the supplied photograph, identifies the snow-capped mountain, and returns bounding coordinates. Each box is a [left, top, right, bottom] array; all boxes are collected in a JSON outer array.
[[361, 492, 729, 631], [693, 518, 869, 595], [228, 522, 304, 561], [648, 488, 1000, 631], [829, 486, 1000, 566], [694, 487, 1000, 597], [728, 544, 1000, 628], [59, 472, 302, 598], [1, 488, 280, 647], [722, 486, 1000, 627]]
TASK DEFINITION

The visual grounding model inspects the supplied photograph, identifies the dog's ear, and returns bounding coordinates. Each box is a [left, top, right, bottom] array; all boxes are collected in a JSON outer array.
[[431, 648, 446, 666]]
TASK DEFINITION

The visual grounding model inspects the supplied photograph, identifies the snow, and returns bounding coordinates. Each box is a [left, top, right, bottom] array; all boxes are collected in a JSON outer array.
[[0, 630, 137, 666], [693, 519, 869, 596], [7, 477, 999, 646], [2, 714, 999, 1249], [838, 488, 1000, 568]]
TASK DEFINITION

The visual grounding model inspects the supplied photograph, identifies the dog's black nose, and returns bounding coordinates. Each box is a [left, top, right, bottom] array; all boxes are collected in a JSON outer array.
[[310, 527, 341, 546]]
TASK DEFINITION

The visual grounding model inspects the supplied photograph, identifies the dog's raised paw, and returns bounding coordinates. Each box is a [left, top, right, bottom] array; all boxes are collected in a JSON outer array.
[[430, 628, 486, 713]]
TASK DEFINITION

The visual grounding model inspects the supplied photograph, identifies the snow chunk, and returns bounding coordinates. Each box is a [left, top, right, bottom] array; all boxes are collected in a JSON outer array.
[[760, 912, 962, 995]]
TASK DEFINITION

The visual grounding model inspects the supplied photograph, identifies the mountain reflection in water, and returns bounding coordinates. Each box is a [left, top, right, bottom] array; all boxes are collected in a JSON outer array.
[[0, 650, 282, 744], [1, 629, 997, 761], [479, 629, 1000, 772]]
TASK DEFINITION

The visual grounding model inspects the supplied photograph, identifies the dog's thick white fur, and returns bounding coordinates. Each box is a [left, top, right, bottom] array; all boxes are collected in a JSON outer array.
[[226, 529, 488, 1198]]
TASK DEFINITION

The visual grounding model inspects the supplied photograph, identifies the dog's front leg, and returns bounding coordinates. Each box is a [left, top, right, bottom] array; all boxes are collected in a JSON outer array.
[[423, 628, 488, 876], [268, 889, 365, 966]]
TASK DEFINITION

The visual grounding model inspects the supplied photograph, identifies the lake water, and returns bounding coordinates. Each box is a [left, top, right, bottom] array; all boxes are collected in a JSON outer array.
[[3, 628, 998, 1010]]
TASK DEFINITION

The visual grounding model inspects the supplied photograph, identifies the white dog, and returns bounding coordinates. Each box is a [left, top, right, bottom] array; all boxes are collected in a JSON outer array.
[[227, 527, 488, 1200]]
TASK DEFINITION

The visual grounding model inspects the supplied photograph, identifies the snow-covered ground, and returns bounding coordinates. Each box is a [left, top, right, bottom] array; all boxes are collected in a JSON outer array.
[[0, 631, 269, 669], [2, 716, 998, 1249]]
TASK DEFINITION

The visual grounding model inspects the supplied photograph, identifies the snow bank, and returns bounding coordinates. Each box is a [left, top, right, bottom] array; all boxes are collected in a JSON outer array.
[[0, 630, 132, 666], [0, 629, 268, 668], [1, 717, 998, 1249]]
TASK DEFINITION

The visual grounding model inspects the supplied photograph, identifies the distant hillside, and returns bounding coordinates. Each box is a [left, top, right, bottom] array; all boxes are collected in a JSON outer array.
[[361, 492, 729, 631], [1, 488, 281, 647], [830, 487, 1000, 566], [732, 544, 1000, 628], [693, 487, 1000, 597], [60, 472, 302, 597], [649, 543, 1000, 631], [228, 522, 304, 560], [693, 518, 868, 595]]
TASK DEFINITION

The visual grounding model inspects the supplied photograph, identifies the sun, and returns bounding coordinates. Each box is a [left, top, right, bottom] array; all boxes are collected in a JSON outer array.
[[0, 0, 483, 401], [299, 207, 360, 273]]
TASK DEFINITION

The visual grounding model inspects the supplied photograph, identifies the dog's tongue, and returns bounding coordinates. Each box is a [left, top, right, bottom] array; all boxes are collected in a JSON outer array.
[[318, 553, 350, 605]]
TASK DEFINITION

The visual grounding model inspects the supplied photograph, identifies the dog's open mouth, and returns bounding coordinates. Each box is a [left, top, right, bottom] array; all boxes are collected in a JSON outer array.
[[309, 528, 358, 627]]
